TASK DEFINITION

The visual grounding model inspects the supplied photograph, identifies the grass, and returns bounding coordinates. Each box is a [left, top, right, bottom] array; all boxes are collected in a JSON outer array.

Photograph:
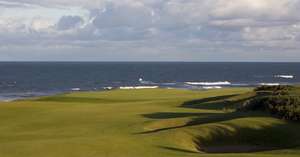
[[0, 88, 300, 157]]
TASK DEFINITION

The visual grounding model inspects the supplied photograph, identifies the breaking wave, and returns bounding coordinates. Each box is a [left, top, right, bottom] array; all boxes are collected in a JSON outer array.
[[103, 87, 113, 90], [185, 81, 231, 86], [259, 83, 281, 86], [119, 86, 159, 90], [71, 88, 81, 91], [202, 86, 222, 89], [274, 75, 294, 79]]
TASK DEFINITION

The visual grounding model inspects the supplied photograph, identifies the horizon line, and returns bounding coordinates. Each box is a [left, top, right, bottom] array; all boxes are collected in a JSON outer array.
[[0, 61, 300, 63]]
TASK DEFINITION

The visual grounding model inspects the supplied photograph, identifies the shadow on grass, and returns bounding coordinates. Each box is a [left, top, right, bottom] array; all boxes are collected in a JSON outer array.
[[155, 122, 300, 154], [137, 112, 266, 134], [140, 91, 300, 153], [194, 122, 300, 153], [181, 94, 255, 110], [181, 94, 237, 110], [138, 93, 257, 134], [186, 112, 265, 126], [142, 112, 218, 119]]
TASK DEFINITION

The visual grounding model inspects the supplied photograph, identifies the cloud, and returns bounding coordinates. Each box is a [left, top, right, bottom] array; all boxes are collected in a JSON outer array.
[[211, 0, 300, 20], [0, 0, 41, 8], [92, 3, 154, 29], [56, 15, 84, 30], [0, 0, 300, 61], [30, 18, 54, 32]]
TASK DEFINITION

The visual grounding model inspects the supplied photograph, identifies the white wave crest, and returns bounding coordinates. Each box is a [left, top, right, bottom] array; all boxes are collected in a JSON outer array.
[[259, 83, 280, 86], [185, 81, 231, 86], [274, 75, 294, 79], [119, 86, 159, 90], [71, 88, 81, 91], [103, 87, 113, 90], [203, 86, 222, 89]]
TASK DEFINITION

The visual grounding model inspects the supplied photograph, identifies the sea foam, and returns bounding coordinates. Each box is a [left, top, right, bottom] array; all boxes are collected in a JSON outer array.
[[185, 81, 231, 86], [71, 88, 81, 91], [103, 87, 113, 90], [259, 83, 280, 86], [119, 86, 159, 90], [274, 75, 294, 79], [202, 86, 222, 89]]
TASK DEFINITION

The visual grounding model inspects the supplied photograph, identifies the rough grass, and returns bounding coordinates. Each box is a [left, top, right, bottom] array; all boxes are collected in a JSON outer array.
[[0, 88, 300, 157]]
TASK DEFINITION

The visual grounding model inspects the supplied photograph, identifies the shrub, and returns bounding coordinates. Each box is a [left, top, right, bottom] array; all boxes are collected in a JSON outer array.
[[239, 86, 300, 121], [239, 95, 300, 121], [254, 85, 292, 92], [255, 85, 293, 96]]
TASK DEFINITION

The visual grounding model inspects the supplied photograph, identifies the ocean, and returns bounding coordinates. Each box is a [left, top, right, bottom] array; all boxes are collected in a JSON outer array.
[[0, 62, 299, 101]]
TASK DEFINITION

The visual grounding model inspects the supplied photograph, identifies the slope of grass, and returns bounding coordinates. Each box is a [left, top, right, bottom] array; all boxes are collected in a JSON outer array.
[[0, 88, 300, 157]]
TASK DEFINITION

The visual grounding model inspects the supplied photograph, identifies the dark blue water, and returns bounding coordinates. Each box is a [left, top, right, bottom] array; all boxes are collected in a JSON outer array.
[[0, 62, 299, 101]]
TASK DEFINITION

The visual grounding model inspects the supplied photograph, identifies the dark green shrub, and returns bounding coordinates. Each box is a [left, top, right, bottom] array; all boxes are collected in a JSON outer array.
[[239, 95, 300, 121], [254, 85, 293, 97], [266, 96, 300, 121], [254, 85, 292, 92], [255, 85, 292, 96]]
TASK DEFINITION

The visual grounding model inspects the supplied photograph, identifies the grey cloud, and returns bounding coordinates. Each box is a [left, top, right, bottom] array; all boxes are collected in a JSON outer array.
[[56, 16, 83, 30]]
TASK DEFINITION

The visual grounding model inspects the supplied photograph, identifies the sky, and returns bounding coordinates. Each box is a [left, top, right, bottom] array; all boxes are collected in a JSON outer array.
[[0, 0, 300, 62]]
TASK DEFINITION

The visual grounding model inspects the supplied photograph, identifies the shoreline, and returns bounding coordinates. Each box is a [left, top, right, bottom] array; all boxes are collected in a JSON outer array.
[[1, 83, 299, 103], [0, 86, 244, 103]]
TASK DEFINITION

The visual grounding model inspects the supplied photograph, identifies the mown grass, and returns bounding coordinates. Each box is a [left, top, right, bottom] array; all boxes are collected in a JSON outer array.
[[0, 88, 300, 157]]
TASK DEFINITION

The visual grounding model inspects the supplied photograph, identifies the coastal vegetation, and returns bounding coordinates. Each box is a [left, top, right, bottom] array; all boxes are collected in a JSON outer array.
[[0, 87, 300, 157], [239, 85, 300, 121]]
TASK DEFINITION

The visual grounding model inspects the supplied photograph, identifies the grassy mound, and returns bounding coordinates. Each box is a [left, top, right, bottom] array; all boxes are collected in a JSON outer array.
[[193, 117, 300, 153], [0, 88, 300, 157]]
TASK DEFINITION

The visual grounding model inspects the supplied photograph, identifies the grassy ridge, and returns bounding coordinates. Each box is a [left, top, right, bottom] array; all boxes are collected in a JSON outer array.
[[0, 88, 300, 157]]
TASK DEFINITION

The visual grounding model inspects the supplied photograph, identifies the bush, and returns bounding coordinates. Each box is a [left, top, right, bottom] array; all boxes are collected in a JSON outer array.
[[254, 85, 292, 92], [266, 96, 300, 121], [239, 96, 300, 121], [254, 85, 293, 96]]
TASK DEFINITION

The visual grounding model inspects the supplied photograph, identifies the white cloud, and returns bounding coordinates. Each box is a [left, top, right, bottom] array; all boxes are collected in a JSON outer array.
[[242, 26, 297, 41], [30, 17, 54, 32], [0, 17, 27, 33], [92, 2, 154, 29], [212, 0, 300, 20], [0, 0, 300, 61]]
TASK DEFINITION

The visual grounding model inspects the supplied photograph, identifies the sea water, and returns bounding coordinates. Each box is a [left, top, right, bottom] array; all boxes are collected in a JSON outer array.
[[0, 62, 299, 101]]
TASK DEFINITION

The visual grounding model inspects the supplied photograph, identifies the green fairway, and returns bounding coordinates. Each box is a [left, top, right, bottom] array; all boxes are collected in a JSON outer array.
[[0, 88, 300, 157]]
